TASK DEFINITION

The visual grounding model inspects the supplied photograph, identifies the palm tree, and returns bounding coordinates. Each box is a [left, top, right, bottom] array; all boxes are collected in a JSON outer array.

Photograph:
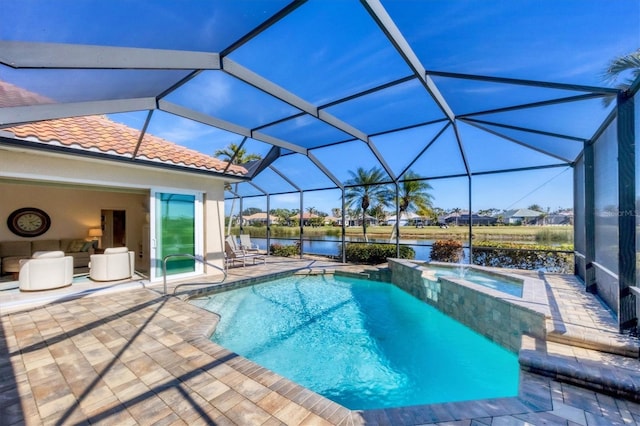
[[214, 143, 261, 235], [390, 170, 434, 241], [602, 49, 640, 106], [303, 206, 317, 227], [344, 166, 391, 241], [369, 204, 387, 224], [451, 207, 461, 226]]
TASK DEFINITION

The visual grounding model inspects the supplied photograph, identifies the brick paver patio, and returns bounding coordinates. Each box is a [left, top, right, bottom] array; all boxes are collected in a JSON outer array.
[[1, 257, 639, 425]]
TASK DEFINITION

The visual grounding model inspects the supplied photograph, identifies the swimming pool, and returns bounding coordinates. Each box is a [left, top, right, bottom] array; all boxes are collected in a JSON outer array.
[[192, 274, 519, 410]]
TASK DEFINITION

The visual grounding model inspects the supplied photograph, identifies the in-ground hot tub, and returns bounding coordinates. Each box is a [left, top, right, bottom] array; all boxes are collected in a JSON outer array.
[[388, 259, 550, 352]]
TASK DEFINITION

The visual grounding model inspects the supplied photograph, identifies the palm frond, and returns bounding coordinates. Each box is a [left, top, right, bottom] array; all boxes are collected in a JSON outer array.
[[602, 49, 640, 84]]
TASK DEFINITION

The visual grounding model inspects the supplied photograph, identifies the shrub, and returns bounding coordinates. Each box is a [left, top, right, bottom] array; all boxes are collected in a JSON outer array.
[[269, 242, 300, 257], [344, 243, 415, 264], [430, 240, 464, 262], [471, 241, 574, 272], [535, 228, 572, 244]]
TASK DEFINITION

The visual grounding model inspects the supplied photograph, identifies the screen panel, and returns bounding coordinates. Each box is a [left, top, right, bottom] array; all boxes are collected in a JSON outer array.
[[163, 71, 301, 129], [2, 0, 291, 52], [229, 0, 411, 104], [593, 119, 619, 312], [324, 79, 445, 135], [372, 122, 450, 177]]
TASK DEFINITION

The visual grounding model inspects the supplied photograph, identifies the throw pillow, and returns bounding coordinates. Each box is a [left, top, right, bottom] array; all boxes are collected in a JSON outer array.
[[81, 242, 94, 252], [68, 239, 85, 253]]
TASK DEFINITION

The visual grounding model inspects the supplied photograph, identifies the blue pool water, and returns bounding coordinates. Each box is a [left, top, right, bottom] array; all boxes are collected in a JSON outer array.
[[192, 274, 519, 410]]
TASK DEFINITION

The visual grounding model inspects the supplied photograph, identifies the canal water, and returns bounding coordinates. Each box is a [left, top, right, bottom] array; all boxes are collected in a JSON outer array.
[[249, 236, 467, 261]]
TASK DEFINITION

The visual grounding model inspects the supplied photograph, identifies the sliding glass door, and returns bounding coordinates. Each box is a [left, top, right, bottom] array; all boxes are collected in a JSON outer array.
[[150, 190, 203, 281]]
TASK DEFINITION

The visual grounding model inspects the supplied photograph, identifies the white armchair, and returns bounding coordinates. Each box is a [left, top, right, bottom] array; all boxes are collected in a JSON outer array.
[[19, 251, 73, 291], [89, 247, 135, 281]]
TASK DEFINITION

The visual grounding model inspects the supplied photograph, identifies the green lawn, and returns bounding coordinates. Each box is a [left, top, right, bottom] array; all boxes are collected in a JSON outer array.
[[347, 225, 573, 242], [236, 224, 573, 244]]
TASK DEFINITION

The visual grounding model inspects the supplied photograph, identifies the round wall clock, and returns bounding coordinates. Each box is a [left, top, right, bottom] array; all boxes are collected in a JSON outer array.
[[7, 207, 51, 237]]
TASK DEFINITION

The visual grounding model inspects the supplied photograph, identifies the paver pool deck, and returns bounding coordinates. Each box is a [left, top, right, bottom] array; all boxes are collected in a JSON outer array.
[[1, 256, 639, 425]]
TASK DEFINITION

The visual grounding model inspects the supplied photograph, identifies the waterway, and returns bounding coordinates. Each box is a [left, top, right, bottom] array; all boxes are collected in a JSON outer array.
[[250, 236, 452, 260]]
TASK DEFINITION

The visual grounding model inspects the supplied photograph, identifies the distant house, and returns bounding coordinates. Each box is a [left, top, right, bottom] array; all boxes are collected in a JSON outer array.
[[385, 212, 423, 227], [444, 211, 496, 226], [241, 212, 277, 226], [501, 208, 544, 225], [290, 212, 322, 226], [335, 214, 378, 227], [323, 216, 339, 226], [543, 213, 573, 226]]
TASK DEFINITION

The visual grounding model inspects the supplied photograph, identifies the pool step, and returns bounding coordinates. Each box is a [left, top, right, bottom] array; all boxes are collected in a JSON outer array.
[[546, 319, 640, 358], [519, 335, 640, 402]]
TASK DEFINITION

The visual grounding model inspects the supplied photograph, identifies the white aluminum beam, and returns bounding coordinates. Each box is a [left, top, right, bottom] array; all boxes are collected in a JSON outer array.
[[222, 58, 317, 115], [307, 151, 344, 189], [318, 110, 368, 141], [270, 165, 303, 192], [361, 0, 455, 122], [159, 100, 251, 137], [367, 140, 397, 181], [223, 58, 371, 143], [159, 100, 308, 155], [0, 41, 221, 70], [251, 131, 308, 155], [0, 97, 157, 126]]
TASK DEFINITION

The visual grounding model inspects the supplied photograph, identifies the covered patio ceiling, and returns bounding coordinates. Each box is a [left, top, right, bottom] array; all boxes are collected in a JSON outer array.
[[0, 0, 638, 199]]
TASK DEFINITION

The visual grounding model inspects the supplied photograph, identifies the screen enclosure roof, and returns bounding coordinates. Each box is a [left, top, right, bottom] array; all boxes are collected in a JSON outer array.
[[0, 0, 638, 198]]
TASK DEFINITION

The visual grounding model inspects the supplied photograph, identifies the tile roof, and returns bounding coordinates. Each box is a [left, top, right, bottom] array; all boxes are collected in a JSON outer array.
[[503, 208, 543, 218], [0, 81, 247, 176], [242, 212, 278, 222], [290, 212, 320, 219]]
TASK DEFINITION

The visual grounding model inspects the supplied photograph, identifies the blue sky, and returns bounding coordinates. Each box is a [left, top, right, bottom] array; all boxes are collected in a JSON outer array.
[[2, 1, 638, 215]]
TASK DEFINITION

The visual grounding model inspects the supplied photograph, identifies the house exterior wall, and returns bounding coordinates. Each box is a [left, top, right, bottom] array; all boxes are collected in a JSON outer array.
[[0, 148, 227, 274]]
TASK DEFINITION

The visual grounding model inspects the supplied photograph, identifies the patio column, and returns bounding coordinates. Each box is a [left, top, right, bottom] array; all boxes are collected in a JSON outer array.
[[617, 90, 636, 332]]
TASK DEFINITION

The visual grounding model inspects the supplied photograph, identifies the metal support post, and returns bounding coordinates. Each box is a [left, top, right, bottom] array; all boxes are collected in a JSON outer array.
[[583, 142, 596, 293], [617, 91, 636, 332]]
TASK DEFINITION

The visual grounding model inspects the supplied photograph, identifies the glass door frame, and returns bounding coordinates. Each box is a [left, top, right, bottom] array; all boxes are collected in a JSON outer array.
[[149, 187, 204, 282]]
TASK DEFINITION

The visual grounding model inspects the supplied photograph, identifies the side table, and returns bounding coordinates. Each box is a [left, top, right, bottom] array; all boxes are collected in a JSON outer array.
[[3, 257, 27, 280]]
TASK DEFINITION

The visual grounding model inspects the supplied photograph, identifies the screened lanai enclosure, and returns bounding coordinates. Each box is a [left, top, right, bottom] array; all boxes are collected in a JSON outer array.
[[0, 0, 638, 332]]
